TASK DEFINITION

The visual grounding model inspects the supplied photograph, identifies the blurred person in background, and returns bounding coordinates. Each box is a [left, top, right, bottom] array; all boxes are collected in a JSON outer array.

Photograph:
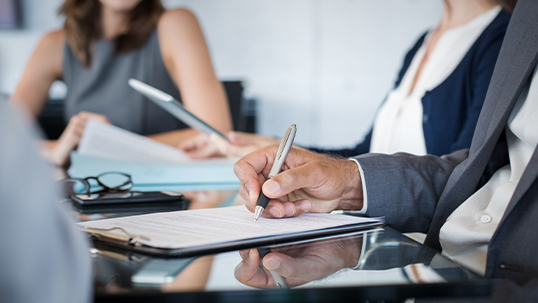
[[180, 0, 516, 160], [11, 0, 232, 166]]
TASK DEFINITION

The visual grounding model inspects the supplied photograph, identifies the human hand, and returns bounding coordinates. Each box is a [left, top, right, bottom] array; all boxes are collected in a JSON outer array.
[[235, 236, 363, 288], [49, 112, 109, 166], [178, 131, 279, 160], [177, 132, 222, 159], [234, 146, 363, 218]]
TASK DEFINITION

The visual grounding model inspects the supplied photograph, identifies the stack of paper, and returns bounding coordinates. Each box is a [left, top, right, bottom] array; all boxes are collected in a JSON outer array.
[[69, 121, 238, 186], [79, 206, 384, 255]]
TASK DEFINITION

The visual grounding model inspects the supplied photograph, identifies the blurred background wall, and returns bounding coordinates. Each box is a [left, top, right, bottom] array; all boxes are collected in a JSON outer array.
[[0, 0, 442, 148]]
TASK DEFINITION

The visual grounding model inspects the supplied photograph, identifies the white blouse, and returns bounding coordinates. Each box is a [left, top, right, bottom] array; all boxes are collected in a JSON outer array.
[[369, 6, 501, 156]]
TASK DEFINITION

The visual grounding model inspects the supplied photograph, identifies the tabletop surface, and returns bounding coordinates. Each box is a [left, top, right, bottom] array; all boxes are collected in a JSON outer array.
[[68, 187, 490, 303]]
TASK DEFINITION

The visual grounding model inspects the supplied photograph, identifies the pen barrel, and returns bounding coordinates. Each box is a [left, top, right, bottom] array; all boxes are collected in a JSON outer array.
[[255, 192, 271, 209], [257, 247, 271, 258]]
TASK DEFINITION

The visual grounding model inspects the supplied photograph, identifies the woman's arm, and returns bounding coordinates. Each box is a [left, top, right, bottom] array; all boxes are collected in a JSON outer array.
[[11, 31, 112, 166], [11, 30, 65, 118], [155, 9, 232, 145]]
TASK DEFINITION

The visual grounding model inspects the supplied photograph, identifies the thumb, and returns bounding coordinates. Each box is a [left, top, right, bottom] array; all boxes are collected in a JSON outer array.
[[262, 162, 318, 199], [263, 252, 318, 279]]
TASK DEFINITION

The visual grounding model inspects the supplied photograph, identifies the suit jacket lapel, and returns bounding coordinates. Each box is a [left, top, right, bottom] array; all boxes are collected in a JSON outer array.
[[425, 0, 538, 250]]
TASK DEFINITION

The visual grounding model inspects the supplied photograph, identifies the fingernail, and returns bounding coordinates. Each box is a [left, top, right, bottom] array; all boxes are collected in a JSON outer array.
[[299, 201, 311, 212], [284, 204, 294, 216], [270, 207, 282, 217], [249, 249, 256, 259], [264, 257, 280, 270], [265, 180, 280, 195]]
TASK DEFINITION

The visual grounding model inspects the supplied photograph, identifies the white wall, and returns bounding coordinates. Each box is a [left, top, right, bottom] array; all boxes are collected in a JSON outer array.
[[0, 0, 442, 148]]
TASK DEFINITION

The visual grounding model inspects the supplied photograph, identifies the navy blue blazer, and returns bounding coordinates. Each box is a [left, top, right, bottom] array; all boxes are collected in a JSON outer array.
[[312, 10, 511, 157]]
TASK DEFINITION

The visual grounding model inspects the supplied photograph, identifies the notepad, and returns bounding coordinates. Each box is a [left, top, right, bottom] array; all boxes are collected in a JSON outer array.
[[79, 206, 384, 257]]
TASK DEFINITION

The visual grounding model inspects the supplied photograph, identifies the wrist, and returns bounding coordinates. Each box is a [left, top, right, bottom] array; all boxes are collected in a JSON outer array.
[[338, 159, 363, 210], [340, 237, 363, 268]]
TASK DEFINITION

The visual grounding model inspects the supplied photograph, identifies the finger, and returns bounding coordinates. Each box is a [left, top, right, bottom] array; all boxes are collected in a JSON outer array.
[[238, 248, 252, 261], [211, 133, 244, 158], [177, 141, 196, 152], [291, 199, 312, 216], [235, 249, 261, 278], [228, 131, 254, 145], [177, 134, 208, 152], [213, 133, 257, 159], [234, 146, 278, 205], [262, 199, 312, 219], [242, 195, 255, 213], [264, 200, 285, 218], [234, 249, 272, 287], [238, 170, 264, 207], [187, 144, 217, 159]]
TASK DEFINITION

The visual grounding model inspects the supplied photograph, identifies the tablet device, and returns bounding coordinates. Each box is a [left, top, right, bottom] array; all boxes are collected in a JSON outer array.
[[128, 78, 228, 141]]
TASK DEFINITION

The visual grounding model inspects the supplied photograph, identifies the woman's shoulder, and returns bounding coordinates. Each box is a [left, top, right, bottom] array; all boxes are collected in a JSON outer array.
[[37, 29, 66, 53], [40, 29, 66, 47], [33, 29, 66, 63], [157, 8, 200, 32]]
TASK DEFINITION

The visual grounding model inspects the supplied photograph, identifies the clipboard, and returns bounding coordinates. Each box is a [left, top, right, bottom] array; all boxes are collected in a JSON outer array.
[[79, 206, 385, 258], [128, 79, 229, 141], [83, 221, 385, 258]]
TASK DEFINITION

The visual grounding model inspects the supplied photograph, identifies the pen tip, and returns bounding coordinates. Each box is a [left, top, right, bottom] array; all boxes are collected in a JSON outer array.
[[254, 206, 263, 222]]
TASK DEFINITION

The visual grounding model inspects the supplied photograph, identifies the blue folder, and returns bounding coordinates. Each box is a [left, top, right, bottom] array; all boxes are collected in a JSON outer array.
[[69, 152, 240, 186]]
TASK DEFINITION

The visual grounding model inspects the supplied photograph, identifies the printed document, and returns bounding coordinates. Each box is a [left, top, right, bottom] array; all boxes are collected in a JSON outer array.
[[79, 206, 383, 250], [78, 120, 191, 164]]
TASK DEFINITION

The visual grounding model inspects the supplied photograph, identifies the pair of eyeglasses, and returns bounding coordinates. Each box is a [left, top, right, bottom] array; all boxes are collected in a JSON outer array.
[[58, 172, 133, 198]]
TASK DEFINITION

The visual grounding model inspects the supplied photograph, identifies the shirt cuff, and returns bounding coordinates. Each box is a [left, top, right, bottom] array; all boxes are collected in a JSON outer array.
[[348, 158, 368, 214], [351, 233, 368, 269]]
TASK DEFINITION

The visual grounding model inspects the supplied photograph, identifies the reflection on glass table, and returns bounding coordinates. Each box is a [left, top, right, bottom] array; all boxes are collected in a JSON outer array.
[[66, 186, 488, 302], [89, 226, 490, 303]]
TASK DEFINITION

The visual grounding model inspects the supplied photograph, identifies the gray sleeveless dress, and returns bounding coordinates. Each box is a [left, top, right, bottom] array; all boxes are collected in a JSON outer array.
[[62, 29, 187, 135]]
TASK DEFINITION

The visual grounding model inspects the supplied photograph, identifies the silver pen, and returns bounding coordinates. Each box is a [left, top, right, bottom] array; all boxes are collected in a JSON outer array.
[[254, 124, 297, 221]]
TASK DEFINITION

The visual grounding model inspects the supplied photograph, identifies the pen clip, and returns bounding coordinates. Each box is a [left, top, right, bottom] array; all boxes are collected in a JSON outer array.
[[276, 124, 296, 161], [268, 124, 297, 179]]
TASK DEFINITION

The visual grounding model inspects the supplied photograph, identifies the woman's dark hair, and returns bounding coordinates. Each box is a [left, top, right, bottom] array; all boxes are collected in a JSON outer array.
[[59, 0, 164, 67]]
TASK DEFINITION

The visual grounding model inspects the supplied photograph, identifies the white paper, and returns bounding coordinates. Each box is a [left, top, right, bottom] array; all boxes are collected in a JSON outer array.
[[79, 206, 383, 249], [77, 120, 191, 164]]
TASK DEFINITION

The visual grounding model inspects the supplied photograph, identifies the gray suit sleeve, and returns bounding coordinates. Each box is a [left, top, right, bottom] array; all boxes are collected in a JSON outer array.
[[0, 102, 92, 303], [353, 150, 469, 233]]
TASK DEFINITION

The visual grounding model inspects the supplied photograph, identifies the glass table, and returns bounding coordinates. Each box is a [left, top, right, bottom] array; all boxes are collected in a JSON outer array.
[[69, 188, 490, 303]]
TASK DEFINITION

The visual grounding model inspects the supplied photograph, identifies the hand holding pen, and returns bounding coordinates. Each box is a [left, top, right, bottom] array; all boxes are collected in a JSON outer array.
[[234, 131, 364, 219], [253, 124, 297, 221]]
